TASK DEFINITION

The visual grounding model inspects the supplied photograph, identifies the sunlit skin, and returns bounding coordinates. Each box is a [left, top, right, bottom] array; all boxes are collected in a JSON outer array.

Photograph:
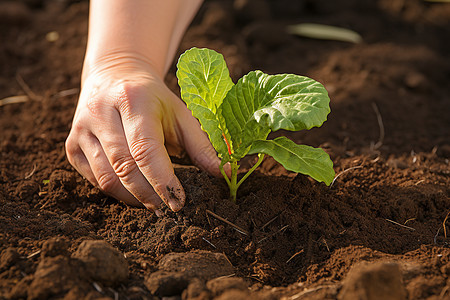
[[65, 0, 229, 215]]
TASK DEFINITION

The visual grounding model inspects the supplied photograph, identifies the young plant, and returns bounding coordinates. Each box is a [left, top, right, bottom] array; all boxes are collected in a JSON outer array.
[[176, 47, 334, 202]]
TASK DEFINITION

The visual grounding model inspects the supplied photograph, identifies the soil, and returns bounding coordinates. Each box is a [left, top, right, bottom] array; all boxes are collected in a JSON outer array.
[[1, 0, 449, 299]]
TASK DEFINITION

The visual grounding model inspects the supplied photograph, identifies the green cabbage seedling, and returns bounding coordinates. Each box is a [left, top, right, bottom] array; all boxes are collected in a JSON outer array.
[[176, 47, 334, 202]]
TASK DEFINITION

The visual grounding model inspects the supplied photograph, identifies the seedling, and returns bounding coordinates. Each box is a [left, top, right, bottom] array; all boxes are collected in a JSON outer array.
[[176, 48, 335, 202]]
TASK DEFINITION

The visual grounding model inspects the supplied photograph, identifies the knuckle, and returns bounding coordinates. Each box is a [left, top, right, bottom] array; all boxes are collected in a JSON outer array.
[[65, 126, 92, 163], [70, 120, 85, 133], [65, 136, 82, 165], [129, 138, 159, 165], [114, 82, 146, 115], [65, 136, 76, 157], [86, 96, 107, 119], [97, 171, 120, 192], [111, 154, 138, 181]]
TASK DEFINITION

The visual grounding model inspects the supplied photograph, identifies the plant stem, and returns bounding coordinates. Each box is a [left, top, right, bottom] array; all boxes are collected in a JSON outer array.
[[219, 160, 231, 187], [219, 159, 239, 202], [220, 154, 265, 203], [236, 153, 265, 190], [229, 160, 239, 203]]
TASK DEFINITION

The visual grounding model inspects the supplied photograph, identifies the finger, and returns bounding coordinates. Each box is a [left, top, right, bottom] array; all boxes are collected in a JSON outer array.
[[65, 138, 98, 186], [79, 132, 163, 211], [175, 100, 230, 178], [118, 102, 185, 212], [88, 104, 176, 212]]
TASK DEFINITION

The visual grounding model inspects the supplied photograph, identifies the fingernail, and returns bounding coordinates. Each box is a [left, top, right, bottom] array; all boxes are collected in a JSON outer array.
[[165, 176, 185, 212], [154, 209, 164, 217]]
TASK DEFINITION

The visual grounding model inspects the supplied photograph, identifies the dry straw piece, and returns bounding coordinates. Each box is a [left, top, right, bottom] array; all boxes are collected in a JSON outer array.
[[287, 23, 362, 43]]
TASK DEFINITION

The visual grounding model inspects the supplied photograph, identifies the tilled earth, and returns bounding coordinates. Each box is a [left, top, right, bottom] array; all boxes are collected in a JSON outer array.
[[1, 0, 449, 299]]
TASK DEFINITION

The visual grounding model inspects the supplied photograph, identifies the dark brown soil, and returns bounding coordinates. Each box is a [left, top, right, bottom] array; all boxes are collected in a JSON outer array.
[[1, 0, 449, 299]]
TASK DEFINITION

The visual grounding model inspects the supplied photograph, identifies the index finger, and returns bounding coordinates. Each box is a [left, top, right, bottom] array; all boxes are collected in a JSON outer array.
[[117, 95, 185, 211]]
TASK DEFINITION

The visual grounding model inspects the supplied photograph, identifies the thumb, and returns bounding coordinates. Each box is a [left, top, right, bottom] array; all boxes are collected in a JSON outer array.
[[178, 105, 229, 178]]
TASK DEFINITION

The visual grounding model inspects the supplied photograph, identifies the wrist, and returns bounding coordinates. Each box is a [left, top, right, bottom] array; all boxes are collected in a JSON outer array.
[[82, 49, 165, 85]]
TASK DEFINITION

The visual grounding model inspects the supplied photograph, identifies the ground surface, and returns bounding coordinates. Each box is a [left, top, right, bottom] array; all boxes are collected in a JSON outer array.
[[1, 0, 449, 299]]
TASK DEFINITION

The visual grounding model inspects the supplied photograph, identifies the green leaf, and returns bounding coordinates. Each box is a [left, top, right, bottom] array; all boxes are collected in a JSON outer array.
[[218, 70, 330, 159], [176, 48, 234, 159], [248, 136, 335, 185]]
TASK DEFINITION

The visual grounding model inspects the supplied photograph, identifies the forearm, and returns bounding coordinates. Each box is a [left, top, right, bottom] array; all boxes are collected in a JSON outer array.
[[83, 0, 202, 82]]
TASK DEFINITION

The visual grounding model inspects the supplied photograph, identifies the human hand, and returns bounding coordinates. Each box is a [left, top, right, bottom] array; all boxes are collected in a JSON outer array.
[[66, 62, 222, 215]]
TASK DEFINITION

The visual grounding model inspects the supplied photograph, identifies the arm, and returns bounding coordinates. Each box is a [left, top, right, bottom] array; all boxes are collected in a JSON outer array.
[[83, 0, 203, 81], [66, 0, 222, 215]]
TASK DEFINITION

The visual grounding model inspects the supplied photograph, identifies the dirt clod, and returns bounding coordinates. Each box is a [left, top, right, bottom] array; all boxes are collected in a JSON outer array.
[[146, 271, 189, 297], [41, 236, 69, 258], [28, 256, 83, 300], [338, 261, 407, 300], [49, 169, 77, 191], [0, 247, 20, 270], [181, 226, 210, 249], [158, 250, 234, 281], [214, 289, 252, 300], [72, 240, 128, 285], [182, 278, 210, 300], [15, 180, 39, 200], [206, 277, 248, 296]]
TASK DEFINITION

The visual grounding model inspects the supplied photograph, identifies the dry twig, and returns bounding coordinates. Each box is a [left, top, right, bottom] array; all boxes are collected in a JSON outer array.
[[92, 282, 103, 293], [247, 275, 264, 283], [443, 211, 450, 238], [434, 227, 441, 244], [27, 250, 41, 259], [286, 284, 340, 300], [440, 286, 450, 298], [260, 212, 283, 231], [24, 164, 37, 180], [202, 237, 216, 248], [371, 102, 385, 150], [206, 209, 248, 235], [404, 218, 416, 225], [286, 249, 304, 264], [321, 237, 330, 252], [214, 273, 236, 280], [0, 95, 29, 107], [107, 287, 119, 300], [258, 225, 289, 243], [330, 166, 363, 188], [16, 73, 41, 101], [54, 88, 79, 98], [222, 253, 233, 267], [385, 219, 415, 231]]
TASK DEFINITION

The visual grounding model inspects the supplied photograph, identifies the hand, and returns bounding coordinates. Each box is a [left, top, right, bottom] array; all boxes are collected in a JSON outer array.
[[66, 61, 222, 215]]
